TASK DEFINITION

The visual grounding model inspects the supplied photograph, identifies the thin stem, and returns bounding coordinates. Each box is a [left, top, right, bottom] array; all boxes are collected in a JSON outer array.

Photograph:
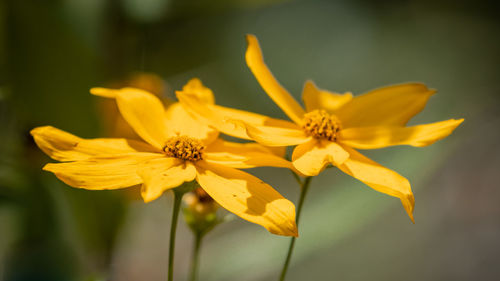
[[189, 232, 203, 281], [290, 171, 303, 186], [278, 177, 313, 281], [168, 191, 183, 281]]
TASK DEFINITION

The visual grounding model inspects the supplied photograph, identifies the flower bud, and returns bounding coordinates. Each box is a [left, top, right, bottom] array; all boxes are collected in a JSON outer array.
[[183, 188, 219, 235]]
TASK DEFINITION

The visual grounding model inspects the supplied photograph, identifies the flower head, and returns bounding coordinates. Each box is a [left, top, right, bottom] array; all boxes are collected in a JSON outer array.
[[176, 35, 464, 222], [31, 79, 298, 236]]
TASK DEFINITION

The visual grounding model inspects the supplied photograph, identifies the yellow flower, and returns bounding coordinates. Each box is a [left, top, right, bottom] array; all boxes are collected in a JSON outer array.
[[176, 35, 464, 222], [31, 79, 298, 236]]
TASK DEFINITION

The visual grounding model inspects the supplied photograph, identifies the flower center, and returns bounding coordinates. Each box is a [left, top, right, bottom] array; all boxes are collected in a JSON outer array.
[[163, 136, 205, 161], [301, 110, 342, 141]]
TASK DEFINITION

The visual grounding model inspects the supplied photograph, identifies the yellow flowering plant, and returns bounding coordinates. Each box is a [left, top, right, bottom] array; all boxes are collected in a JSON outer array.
[[30, 32, 465, 281], [31, 78, 298, 281], [176, 34, 464, 280]]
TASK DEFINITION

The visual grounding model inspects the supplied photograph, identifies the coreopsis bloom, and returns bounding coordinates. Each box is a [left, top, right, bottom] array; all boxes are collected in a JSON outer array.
[[177, 35, 464, 222], [31, 79, 297, 236]]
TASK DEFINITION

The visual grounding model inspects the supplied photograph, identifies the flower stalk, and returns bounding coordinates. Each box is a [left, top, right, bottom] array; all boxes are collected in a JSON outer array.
[[189, 232, 203, 281], [279, 176, 312, 281], [167, 190, 183, 281], [168, 182, 196, 281]]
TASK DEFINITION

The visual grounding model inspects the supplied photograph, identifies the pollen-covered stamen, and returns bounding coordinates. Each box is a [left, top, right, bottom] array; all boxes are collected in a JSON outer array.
[[163, 136, 205, 161], [301, 109, 342, 142]]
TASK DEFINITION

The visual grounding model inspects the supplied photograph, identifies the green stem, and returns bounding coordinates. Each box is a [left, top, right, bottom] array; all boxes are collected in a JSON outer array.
[[278, 176, 313, 281], [189, 232, 203, 281], [290, 171, 303, 185], [168, 191, 183, 281]]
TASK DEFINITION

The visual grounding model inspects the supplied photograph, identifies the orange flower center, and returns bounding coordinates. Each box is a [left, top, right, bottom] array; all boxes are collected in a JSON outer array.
[[301, 110, 342, 142], [163, 136, 205, 161]]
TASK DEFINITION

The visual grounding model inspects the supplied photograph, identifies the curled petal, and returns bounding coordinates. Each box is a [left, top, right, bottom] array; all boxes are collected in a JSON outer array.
[[338, 146, 415, 222], [90, 87, 119, 98], [31, 126, 158, 162], [340, 119, 464, 149], [43, 153, 161, 190], [292, 139, 350, 176], [195, 161, 298, 236], [243, 122, 311, 147], [204, 139, 292, 169], [245, 34, 305, 124], [138, 158, 196, 202], [302, 80, 353, 112], [335, 83, 436, 128], [178, 78, 215, 104]]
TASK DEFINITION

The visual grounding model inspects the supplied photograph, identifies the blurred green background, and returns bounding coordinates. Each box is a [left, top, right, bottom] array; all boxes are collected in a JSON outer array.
[[1, 0, 499, 280]]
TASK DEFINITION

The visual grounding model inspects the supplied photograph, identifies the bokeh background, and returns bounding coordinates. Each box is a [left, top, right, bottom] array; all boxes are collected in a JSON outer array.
[[1, 0, 499, 280]]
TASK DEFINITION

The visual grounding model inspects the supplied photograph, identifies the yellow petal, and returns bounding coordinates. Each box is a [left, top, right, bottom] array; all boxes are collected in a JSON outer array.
[[340, 119, 464, 149], [31, 126, 159, 161], [176, 91, 299, 140], [164, 103, 219, 144], [205, 139, 281, 155], [335, 83, 436, 128], [292, 139, 350, 176], [244, 122, 311, 147], [245, 34, 305, 124], [204, 139, 292, 169], [43, 153, 161, 190], [178, 78, 215, 104], [138, 158, 196, 202], [302, 80, 353, 112], [195, 161, 298, 236], [90, 87, 119, 98], [92, 87, 169, 149], [337, 146, 415, 222], [263, 145, 286, 157]]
